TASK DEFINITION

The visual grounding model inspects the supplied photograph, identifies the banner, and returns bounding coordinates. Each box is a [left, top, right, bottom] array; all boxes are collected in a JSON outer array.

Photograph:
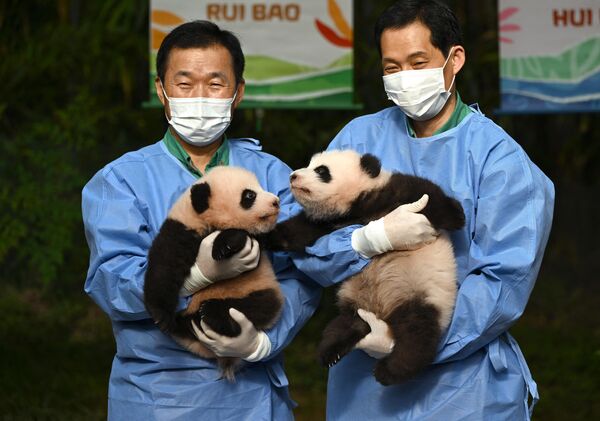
[[149, 0, 356, 109], [498, 0, 600, 113]]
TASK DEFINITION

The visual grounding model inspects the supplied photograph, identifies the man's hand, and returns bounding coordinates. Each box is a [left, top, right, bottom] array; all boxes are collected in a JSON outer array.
[[191, 308, 271, 361], [180, 231, 260, 296], [351, 194, 438, 258], [355, 309, 395, 359], [383, 194, 438, 250]]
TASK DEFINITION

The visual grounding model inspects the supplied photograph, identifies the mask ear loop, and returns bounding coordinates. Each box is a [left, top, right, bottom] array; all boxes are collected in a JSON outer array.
[[442, 46, 455, 69], [443, 47, 456, 94], [229, 82, 241, 107], [158, 80, 175, 125], [159, 80, 171, 102]]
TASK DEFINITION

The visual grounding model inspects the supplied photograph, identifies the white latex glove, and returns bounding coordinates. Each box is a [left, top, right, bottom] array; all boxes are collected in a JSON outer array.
[[180, 231, 260, 296], [355, 309, 395, 359], [351, 194, 438, 258], [191, 308, 271, 361]]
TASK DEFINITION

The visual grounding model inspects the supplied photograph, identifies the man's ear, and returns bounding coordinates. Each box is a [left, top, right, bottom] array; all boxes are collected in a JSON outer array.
[[155, 77, 166, 107], [450, 45, 466, 76], [360, 154, 381, 178], [232, 79, 245, 110], [190, 182, 211, 214]]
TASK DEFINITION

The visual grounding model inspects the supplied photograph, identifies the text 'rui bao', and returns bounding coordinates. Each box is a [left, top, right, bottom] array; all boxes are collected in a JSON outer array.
[[207, 3, 301, 22]]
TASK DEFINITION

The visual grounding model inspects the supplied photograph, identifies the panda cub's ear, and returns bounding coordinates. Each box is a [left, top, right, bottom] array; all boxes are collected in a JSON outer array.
[[190, 182, 211, 214], [360, 153, 381, 178]]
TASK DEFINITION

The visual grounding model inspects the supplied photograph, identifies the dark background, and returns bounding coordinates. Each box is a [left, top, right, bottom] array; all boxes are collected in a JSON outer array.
[[0, 1, 598, 419]]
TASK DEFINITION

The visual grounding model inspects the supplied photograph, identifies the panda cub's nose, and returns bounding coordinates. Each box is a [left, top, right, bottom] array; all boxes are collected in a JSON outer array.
[[289, 172, 297, 182], [272, 198, 280, 209]]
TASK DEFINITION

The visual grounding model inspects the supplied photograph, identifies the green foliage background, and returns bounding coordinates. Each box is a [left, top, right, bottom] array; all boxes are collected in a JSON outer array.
[[0, 1, 598, 420]]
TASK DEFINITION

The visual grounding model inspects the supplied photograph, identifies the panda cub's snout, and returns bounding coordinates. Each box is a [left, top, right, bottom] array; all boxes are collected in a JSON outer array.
[[289, 169, 314, 200], [263, 192, 280, 211], [289, 169, 310, 184]]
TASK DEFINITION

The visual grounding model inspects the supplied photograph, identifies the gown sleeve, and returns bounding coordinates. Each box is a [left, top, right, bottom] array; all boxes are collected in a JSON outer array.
[[435, 139, 555, 363], [289, 120, 371, 287], [82, 168, 188, 321]]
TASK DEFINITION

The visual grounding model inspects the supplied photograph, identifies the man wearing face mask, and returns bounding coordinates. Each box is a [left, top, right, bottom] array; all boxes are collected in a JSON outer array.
[[292, 1, 555, 419], [82, 21, 325, 419]]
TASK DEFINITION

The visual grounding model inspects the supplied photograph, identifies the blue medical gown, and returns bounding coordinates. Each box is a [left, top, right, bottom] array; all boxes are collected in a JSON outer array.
[[82, 138, 321, 420], [292, 106, 555, 420]]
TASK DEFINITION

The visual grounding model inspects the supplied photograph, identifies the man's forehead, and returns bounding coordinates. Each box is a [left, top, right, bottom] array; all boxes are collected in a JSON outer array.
[[382, 23, 434, 45], [381, 24, 441, 59], [172, 69, 228, 80], [166, 46, 233, 77], [382, 50, 429, 63]]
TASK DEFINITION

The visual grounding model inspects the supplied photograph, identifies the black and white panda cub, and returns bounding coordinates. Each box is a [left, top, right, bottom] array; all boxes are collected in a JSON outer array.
[[144, 166, 284, 380], [265, 150, 464, 385]]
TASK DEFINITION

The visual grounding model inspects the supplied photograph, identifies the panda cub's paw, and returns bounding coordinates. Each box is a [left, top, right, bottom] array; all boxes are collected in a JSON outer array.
[[319, 339, 355, 368], [197, 299, 242, 337], [212, 229, 251, 261]]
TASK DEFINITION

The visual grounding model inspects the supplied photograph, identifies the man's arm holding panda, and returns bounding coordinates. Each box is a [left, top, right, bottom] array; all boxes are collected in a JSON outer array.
[[289, 199, 436, 289]]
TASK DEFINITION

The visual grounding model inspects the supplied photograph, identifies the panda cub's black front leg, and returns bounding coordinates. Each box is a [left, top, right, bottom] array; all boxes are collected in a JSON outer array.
[[211, 229, 251, 260]]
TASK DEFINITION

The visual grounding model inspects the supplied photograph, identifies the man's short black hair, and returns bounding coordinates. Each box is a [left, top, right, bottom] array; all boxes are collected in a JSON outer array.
[[156, 20, 245, 85], [374, 0, 463, 57]]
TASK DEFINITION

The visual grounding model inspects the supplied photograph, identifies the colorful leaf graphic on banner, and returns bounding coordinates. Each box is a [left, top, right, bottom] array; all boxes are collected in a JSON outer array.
[[499, 7, 520, 44], [499, 6, 519, 21], [151, 10, 183, 50], [315, 0, 353, 48], [328, 0, 352, 39]]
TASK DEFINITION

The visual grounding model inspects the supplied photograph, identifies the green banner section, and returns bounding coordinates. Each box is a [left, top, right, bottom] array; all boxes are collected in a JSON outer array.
[[500, 38, 600, 82]]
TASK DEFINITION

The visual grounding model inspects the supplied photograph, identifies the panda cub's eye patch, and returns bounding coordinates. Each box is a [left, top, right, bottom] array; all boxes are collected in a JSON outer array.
[[241, 189, 257, 209], [314, 165, 332, 183]]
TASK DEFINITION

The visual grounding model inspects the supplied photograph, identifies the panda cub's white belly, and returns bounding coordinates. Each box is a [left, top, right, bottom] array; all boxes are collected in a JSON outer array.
[[337, 232, 457, 331]]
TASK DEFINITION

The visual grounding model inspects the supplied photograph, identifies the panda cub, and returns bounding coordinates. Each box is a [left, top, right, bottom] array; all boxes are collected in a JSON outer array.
[[144, 166, 283, 380], [265, 150, 464, 385]]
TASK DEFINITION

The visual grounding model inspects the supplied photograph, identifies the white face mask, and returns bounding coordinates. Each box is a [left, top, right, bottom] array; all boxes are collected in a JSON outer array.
[[161, 83, 237, 147], [383, 47, 455, 121]]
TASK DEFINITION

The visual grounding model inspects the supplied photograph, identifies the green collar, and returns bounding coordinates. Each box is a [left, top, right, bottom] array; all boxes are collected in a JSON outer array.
[[406, 91, 472, 138], [162, 129, 229, 178]]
